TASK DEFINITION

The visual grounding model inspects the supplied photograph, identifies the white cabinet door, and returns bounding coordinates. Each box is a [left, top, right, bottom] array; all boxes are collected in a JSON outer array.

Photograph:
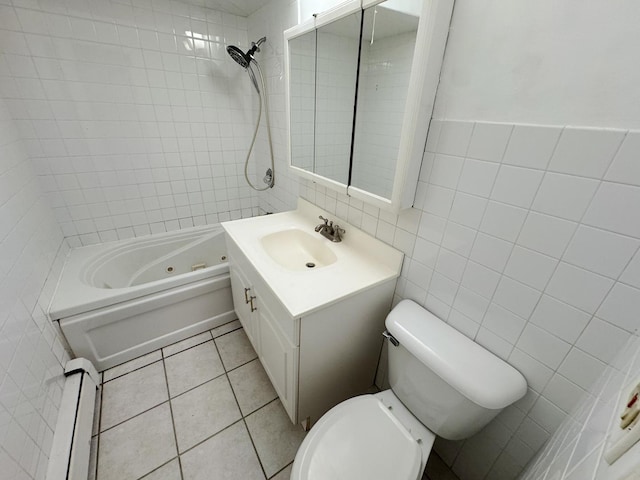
[[229, 262, 259, 353], [257, 291, 298, 423]]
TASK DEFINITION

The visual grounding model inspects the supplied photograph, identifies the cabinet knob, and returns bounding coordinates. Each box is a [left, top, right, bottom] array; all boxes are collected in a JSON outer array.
[[249, 296, 257, 312], [244, 287, 251, 304]]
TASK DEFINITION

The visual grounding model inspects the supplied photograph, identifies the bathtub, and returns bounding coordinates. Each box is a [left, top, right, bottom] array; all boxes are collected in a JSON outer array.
[[50, 225, 235, 371]]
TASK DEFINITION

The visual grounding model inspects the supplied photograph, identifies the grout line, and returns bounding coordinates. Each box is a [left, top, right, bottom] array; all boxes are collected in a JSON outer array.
[[161, 352, 185, 480], [102, 358, 164, 384], [137, 456, 180, 479], [210, 338, 270, 479], [268, 461, 293, 479]]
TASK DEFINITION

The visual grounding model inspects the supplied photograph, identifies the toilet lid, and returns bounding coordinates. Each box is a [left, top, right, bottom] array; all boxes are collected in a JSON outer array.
[[292, 395, 422, 480]]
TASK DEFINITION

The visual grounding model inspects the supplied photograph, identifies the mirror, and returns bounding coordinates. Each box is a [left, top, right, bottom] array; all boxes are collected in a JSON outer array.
[[285, 0, 453, 211], [351, 2, 419, 199], [288, 30, 316, 173], [314, 11, 361, 185]]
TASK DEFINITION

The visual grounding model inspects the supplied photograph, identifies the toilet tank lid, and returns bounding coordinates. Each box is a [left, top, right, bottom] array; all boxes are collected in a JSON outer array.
[[386, 300, 527, 410]]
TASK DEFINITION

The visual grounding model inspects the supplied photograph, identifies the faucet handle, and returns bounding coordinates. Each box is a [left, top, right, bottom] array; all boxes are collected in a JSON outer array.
[[318, 215, 329, 225]]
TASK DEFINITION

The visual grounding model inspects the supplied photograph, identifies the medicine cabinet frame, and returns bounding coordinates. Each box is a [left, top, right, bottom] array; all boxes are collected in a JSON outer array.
[[284, 0, 454, 213]]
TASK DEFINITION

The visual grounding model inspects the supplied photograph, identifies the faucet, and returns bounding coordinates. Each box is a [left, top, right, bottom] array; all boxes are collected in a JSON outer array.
[[315, 216, 345, 242]]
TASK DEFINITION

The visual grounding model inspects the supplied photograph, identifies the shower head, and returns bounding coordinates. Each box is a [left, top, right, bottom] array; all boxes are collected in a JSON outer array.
[[226, 45, 251, 69], [226, 37, 267, 69]]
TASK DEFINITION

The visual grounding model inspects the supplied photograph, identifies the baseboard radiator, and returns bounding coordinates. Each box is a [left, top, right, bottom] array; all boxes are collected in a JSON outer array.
[[46, 358, 100, 480]]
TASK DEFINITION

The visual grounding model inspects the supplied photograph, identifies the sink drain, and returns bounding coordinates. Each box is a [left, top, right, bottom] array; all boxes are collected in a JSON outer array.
[[306, 262, 316, 269]]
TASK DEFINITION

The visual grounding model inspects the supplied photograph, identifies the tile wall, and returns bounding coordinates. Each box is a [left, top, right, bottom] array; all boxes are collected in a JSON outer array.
[[520, 332, 640, 479], [0, 0, 262, 246], [0, 95, 72, 479], [293, 120, 640, 480]]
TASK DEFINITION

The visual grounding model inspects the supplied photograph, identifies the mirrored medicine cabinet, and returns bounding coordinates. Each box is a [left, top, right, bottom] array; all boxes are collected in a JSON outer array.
[[284, 0, 454, 212]]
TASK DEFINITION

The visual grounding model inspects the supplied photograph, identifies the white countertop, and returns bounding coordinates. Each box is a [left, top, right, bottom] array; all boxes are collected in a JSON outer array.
[[222, 199, 404, 318]]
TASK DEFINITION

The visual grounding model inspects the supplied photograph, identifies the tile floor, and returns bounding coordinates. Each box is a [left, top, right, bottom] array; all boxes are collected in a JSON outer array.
[[88, 319, 458, 480]]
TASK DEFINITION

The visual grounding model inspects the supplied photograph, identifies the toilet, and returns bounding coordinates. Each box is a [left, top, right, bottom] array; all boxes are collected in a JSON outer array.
[[291, 299, 527, 480]]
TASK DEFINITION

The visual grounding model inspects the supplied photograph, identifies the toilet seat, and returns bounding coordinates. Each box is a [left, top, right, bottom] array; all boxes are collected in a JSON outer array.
[[291, 395, 426, 480]]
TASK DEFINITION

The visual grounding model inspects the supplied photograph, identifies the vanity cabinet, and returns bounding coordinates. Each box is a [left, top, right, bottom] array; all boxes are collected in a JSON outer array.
[[226, 237, 396, 427]]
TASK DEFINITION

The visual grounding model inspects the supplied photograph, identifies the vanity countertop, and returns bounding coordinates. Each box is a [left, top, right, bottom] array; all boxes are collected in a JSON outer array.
[[222, 198, 403, 318]]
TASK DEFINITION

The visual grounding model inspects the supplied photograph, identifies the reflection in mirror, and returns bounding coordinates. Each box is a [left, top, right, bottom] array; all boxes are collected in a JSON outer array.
[[289, 30, 316, 172], [314, 11, 361, 185], [351, 0, 419, 199]]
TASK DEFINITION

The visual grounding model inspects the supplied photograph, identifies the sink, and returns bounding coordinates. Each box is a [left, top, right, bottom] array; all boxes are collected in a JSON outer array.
[[260, 229, 337, 271]]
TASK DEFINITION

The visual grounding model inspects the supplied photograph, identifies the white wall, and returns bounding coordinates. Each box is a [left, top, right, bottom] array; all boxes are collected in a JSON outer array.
[[0, 96, 71, 479], [0, 0, 261, 247], [433, 0, 640, 129]]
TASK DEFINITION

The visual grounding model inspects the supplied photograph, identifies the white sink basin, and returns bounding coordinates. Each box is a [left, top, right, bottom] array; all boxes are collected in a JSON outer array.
[[260, 229, 337, 271]]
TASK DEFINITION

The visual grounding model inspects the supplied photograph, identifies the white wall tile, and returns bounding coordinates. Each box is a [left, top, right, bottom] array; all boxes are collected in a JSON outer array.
[[517, 324, 571, 370], [491, 165, 544, 208], [576, 318, 629, 363], [470, 233, 513, 272], [558, 348, 606, 391], [621, 251, 640, 289], [466, 122, 513, 162], [531, 172, 599, 221], [604, 131, 640, 186], [583, 182, 640, 238], [529, 295, 591, 344], [502, 124, 562, 169], [546, 263, 613, 314], [493, 277, 541, 319], [457, 158, 500, 197], [563, 225, 639, 279], [504, 246, 557, 291], [436, 120, 474, 157], [596, 283, 640, 333], [518, 212, 577, 258], [548, 127, 625, 178], [480, 201, 528, 242]]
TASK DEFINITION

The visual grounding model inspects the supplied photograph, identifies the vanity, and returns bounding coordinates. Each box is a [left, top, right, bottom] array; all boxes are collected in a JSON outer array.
[[222, 199, 403, 428]]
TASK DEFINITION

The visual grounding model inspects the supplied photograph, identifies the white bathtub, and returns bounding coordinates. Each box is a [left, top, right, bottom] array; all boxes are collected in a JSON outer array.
[[50, 226, 235, 371]]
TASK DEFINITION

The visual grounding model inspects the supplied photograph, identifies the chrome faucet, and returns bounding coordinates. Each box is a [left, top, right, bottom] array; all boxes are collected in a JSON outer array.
[[315, 216, 345, 242]]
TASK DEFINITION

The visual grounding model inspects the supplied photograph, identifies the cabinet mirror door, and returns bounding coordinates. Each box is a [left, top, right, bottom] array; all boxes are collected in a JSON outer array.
[[289, 29, 316, 173], [350, 0, 419, 200], [313, 10, 361, 185]]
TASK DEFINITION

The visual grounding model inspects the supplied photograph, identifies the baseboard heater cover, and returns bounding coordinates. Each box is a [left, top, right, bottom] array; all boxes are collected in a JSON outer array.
[[46, 358, 100, 480]]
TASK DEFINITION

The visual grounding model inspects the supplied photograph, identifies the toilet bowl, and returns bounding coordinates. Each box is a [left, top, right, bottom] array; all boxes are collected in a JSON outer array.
[[291, 299, 527, 480]]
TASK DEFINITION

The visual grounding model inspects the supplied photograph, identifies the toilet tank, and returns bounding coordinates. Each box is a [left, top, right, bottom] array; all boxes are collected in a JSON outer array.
[[385, 300, 527, 440]]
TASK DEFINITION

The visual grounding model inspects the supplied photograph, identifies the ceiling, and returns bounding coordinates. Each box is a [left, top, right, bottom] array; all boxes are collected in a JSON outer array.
[[181, 0, 271, 17]]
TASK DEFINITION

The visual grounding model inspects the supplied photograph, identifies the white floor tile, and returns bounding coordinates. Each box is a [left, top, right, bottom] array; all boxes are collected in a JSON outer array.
[[210, 319, 242, 338], [103, 350, 162, 382], [140, 459, 181, 479], [98, 403, 177, 480], [171, 375, 241, 453], [180, 421, 265, 480], [164, 341, 225, 397], [215, 329, 257, 371], [228, 359, 278, 416], [245, 400, 306, 478], [101, 362, 168, 431], [162, 332, 213, 358], [270, 463, 292, 480]]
